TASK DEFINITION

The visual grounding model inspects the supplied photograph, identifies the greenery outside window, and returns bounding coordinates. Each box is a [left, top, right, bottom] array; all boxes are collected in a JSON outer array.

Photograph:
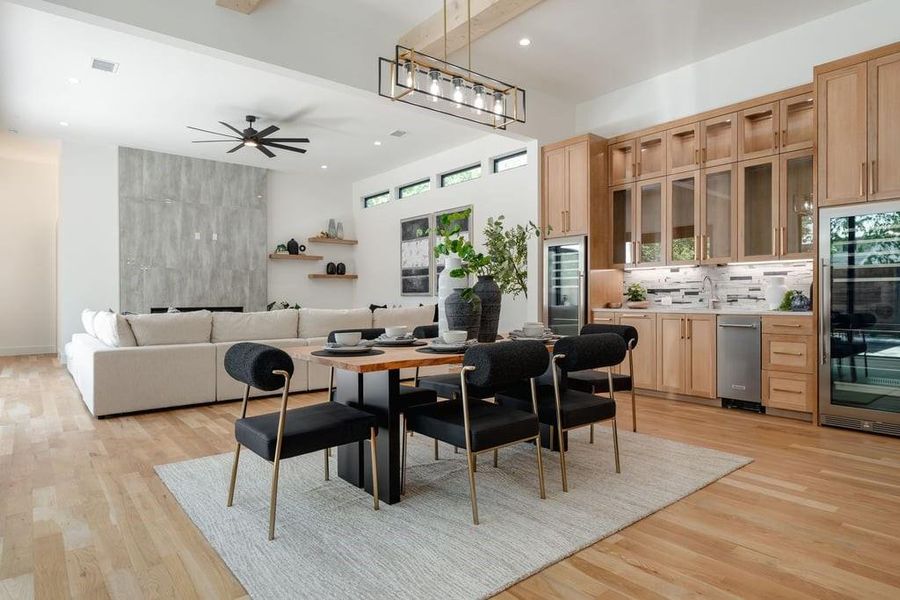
[[440, 163, 482, 188], [493, 150, 527, 173], [363, 191, 390, 208], [398, 178, 431, 199]]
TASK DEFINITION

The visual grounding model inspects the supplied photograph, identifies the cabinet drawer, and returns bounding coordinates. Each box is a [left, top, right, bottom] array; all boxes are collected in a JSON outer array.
[[763, 370, 815, 412], [591, 312, 616, 323], [762, 334, 815, 373], [762, 315, 814, 336]]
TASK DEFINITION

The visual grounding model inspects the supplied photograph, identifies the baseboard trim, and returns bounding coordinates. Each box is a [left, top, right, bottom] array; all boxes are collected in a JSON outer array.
[[0, 345, 56, 357]]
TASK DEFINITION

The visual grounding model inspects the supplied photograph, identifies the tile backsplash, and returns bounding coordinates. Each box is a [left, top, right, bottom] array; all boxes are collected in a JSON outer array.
[[622, 261, 813, 309]]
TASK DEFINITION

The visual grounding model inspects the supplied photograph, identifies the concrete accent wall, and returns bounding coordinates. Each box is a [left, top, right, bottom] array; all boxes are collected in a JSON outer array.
[[118, 147, 267, 314]]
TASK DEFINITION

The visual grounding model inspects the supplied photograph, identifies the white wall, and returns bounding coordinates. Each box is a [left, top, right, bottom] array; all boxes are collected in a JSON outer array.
[[576, 0, 900, 136], [57, 141, 119, 357], [266, 171, 356, 309], [352, 134, 540, 331], [0, 146, 59, 356]]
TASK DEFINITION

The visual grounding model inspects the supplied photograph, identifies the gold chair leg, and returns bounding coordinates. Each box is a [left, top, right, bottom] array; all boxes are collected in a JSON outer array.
[[556, 425, 568, 492], [226, 443, 241, 507], [268, 457, 281, 541], [465, 450, 479, 525], [590, 423, 595, 444], [268, 371, 291, 541], [493, 448, 498, 468], [454, 446, 458, 454], [534, 436, 546, 499], [323, 449, 329, 481], [370, 428, 380, 511], [434, 438, 439, 460], [401, 414, 408, 495], [612, 418, 621, 473]]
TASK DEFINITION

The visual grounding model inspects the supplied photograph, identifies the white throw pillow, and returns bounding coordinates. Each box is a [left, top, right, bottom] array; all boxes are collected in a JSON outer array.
[[81, 309, 98, 337], [373, 304, 436, 329], [126, 310, 213, 346], [93, 310, 138, 347], [212, 310, 299, 343], [297, 308, 373, 338]]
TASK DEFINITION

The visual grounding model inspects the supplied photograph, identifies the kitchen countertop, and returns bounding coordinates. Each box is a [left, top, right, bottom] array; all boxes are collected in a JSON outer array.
[[592, 306, 813, 317]]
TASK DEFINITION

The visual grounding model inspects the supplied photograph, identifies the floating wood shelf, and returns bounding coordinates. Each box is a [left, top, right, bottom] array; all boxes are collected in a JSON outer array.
[[268, 253, 323, 261], [308, 273, 358, 280], [308, 236, 358, 246]]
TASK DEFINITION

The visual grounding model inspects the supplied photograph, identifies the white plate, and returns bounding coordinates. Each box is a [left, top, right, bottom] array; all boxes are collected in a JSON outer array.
[[376, 337, 419, 346], [322, 345, 375, 354], [429, 341, 473, 351]]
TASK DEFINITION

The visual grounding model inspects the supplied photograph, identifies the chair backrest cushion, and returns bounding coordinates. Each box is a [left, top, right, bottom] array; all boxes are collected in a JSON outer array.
[[224, 342, 294, 391], [327, 328, 385, 343], [412, 324, 438, 339], [463, 340, 549, 389], [580, 323, 638, 347], [553, 333, 627, 372]]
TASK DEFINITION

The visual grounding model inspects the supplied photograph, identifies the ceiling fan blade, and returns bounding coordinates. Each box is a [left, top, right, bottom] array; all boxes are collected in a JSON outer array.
[[263, 137, 309, 143], [192, 139, 241, 143], [255, 125, 280, 138], [218, 121, 245, 136], [263, 142, 307, 154], [187, 126, 240, 139], [227, 143, 245, 153], [257, 145, 276, 158]]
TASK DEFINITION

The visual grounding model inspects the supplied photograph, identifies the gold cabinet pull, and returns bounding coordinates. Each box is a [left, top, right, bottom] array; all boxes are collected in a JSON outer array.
[[694, 148, 700, 164], [773, 350, 803, 356], [772, 388, 802, 394], [773, 323, 802, 328], [872, 160, 877, 194], [702, 147, 707, 163], [782, 129, 787, 145], [774, 130, 779, 149], [781, 226, 787, 256], [860, 162, 866, 197], [772, 226, 777, 256]]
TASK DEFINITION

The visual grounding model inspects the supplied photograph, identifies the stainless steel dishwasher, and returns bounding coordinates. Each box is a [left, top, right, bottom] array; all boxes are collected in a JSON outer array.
[[717, 315, 762, 411]]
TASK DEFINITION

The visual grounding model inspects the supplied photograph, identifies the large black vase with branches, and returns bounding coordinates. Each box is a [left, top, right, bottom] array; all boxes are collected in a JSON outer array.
[[473, 275, 501, 342], [444, 288, 481, 341]]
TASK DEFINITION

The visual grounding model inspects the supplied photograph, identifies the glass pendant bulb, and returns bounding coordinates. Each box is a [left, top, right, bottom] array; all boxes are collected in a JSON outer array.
[[451, 77, 465, 107], [403, 61, 415, 94], [473, 85, 485, 114], [428, 69, 441, 102], [493, 91, 504, 115]]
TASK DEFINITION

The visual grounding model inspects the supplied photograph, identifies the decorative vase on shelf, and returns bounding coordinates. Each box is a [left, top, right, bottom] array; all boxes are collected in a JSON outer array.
[[336, 262, 346, 275], [445, 288, 482, 341], [764, 276, 787, 310], [326, 262, 337, 275], [336, 222, 344, 239], [286, 238, 299, 255], [473, 275, 501, 342], [437, 254, 467, 337], [327, 219, 337, 238]]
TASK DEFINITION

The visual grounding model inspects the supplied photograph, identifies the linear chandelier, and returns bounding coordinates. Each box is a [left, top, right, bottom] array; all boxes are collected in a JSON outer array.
[[377, 1, 526, 130]]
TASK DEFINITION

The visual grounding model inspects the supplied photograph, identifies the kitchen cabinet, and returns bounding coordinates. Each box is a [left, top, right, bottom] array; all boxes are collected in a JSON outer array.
[[667, 173, 700, 265], [779, 149, 815, 259], [637, 133, 666, 180], [566, 142, 589, 235], [763, 334, 816, 373], [738, 102, 779, 160], [667, 123, 700, 174], [762, 315, 816, 414], [656, 313, 717, 398], [542, 147, 568, 235], [542, 135, 607, 243], [609, 184, 634, 268], [609, 139, 636, 186], [779, 94, 815, 152], [700, 164, 737, 264], [738, 156, 779, 261], [656, 314, 686, 394], [636, 178, 666, 266], [615, 312, 657, 390], [868, 52, 900, 201], [762, 371, 816, 412], [817, 63, 868, 206], [700, 113, 738, 167]]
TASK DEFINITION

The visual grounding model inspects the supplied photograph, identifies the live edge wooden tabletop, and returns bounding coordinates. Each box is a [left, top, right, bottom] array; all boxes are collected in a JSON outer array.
[[286, 344, 466, 373]]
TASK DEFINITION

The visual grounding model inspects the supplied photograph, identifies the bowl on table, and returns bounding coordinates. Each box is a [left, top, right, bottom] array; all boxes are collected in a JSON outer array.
[[522, 322, 545, 338], [442, 330, 468, 344], [333, 332, 362, 347], [384, 325, 409, 338]]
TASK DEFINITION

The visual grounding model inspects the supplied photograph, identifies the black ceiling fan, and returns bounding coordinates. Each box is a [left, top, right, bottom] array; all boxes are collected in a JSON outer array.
[[188, 115, 309, 157]]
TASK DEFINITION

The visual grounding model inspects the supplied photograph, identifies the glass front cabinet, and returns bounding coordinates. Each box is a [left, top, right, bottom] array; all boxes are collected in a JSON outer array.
[[738, 156, 779, 261], [700, 164, 737, 264], [780, 149, 815, 259], [667, 173, 700, 265], [637, 178, 667, 266], [610, 184, 634, 267]]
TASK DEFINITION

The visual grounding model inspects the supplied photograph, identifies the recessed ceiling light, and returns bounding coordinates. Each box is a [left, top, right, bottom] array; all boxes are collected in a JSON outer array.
[[8, 128, 18, 134], [68, 77, 80, 84], [518, 37, 531, 47], [320, 164, 328, 169], [59, 121, 70, 127], [373, 140, 382, 146]]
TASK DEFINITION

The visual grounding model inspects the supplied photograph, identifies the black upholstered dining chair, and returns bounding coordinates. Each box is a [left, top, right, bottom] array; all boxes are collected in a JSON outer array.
[[496, 333, 627, 492], [224, 342, 380, 540], [403, 341, 549, 524], [567, 323, 639, 433]]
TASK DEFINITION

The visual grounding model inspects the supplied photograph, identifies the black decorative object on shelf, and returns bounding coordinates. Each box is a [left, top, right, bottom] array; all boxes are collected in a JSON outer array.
[[473, 275, 501, 343], [336, 262, 347, 275], [286, 238, 299, 255], [326, 262, 337, 275]]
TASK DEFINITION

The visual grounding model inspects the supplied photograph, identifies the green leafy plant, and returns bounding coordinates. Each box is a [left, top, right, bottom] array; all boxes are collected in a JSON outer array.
[[481, 215, 542, 298], [267, 300, 301, 311], [778, 290, 799, 311], [274, 243, 288, 253], [625, 283, 648, 302]]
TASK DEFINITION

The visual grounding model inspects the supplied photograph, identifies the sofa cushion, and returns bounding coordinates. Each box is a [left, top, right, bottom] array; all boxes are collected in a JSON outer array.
[[212, 309, 298, 343], [373, 304, 436, 329], [297, 308, 372, 338], [81, 309, 98, 337], [126, 310, 212, 346], [93, 310, 137, 347]]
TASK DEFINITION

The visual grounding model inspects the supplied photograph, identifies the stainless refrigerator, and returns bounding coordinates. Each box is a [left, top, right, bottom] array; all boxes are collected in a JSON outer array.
[[819, 200, 900, 436], [543, 236, 586, 336]]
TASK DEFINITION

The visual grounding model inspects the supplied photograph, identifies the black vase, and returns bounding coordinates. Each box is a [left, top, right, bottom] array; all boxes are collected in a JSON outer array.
[[286, 238, 299, 255], [326, 262, 337, 275], [473, 275, 501, 343], [444, 288, 481, 341], [336, 262, 346, 275]]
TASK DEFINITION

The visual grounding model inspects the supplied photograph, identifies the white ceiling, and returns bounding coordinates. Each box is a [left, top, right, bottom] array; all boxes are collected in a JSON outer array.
[[0, 2, 484, 179]]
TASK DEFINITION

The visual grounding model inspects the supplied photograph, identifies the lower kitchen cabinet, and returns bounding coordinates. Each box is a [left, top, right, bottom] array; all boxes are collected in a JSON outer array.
[[761, 315, 816, 415], [656, 313, 717, 398], [762, 370, 816, 412], [615, 312, 657, 390], [657, 314, 686, 393]]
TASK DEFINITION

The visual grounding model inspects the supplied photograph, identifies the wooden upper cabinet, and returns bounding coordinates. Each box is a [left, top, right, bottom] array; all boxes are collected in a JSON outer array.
[[566, 141, 590, 235], [609, 185, 634, 268], [779, 94, 815, 152], [868, 52, 900, 201], [667, 123, 700, 174], [609, 140, 636, 186], [739, 102, 779, 160], [636, 178, 666, 267], [542, 147, 568, 236], [700, 164, 737, 264], [817, 63, 868, 206], [700, 113, 737, 167], [738, 156, 779, 262], [666, 172, 700, 265], [780, 149, 815, 259], [637, 133, 666, 180]]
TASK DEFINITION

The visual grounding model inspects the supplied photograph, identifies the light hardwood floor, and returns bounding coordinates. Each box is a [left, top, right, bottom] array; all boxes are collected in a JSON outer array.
[[2, 355, 900, 599]]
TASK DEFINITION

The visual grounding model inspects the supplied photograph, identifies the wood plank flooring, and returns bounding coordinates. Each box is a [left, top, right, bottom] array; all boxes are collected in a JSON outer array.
[[2, 354, 900, 599]]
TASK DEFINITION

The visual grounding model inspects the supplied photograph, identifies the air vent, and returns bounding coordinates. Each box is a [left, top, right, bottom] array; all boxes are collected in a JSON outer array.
[[822, 414, 900, 438], [91, 58, 119, 73], [389, 129, 407, 138]]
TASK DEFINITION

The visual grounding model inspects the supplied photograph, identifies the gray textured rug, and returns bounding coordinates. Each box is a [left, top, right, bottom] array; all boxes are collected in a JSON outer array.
[[156, 426, 750, 600]]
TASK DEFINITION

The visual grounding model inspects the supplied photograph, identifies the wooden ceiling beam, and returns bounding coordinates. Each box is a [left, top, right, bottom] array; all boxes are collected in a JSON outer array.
[[215, 0, 263, 15], [399, 0, 543, 60]]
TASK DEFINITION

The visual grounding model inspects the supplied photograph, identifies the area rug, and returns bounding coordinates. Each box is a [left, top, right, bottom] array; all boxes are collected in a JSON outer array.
[[156, 427, 750, 600]]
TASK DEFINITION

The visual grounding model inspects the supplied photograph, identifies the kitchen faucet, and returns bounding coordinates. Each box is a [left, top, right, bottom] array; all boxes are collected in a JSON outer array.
[[702, 275, 717, 309]]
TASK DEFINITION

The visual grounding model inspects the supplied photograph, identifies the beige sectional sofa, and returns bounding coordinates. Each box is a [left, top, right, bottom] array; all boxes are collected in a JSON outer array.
[[66, 305, 437, 417]]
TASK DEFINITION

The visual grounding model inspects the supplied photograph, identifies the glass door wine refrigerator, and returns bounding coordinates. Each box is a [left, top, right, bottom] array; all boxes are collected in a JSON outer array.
[[820, 200, 900, 436], [543, 236, 586, 336]]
